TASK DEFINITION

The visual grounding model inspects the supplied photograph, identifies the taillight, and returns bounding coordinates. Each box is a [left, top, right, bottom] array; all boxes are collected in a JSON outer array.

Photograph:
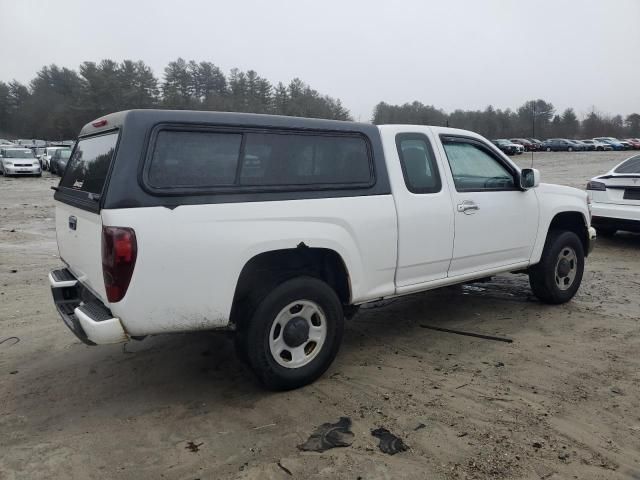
[[102, 226, 137, 303], [586, 181, 606, 191]]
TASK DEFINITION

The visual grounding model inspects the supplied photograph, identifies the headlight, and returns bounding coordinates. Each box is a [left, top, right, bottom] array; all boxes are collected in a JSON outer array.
[[586, 181, 606, 191], [2, 160, 13, 166]]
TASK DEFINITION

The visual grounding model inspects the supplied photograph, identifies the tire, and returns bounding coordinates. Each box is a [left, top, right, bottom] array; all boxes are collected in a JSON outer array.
[[568, 147, 573, 152], [529, 230, 584, 304], [239, 276, 344, 390], [546, 147, 551, 152]]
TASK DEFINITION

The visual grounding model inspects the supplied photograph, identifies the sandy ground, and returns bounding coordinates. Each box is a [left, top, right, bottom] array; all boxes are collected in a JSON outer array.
[[1, 151, 639, 480]]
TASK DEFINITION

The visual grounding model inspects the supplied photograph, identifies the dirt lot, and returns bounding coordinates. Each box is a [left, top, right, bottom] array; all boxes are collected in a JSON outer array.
[[1, 151, 639, 480]]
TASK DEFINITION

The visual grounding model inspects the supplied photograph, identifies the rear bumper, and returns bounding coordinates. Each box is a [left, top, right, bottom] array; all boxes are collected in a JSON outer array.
[[49, 268, 129, 345], [591, 202, 640, 231]]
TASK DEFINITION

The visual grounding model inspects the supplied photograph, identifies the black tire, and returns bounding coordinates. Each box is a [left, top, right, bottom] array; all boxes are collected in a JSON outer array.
[[529, 230, 584, 304], [239, 276, 344, 390]]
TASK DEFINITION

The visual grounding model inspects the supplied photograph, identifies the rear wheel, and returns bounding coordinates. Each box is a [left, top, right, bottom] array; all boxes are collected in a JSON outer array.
[[529, 230, 584, 304], [237, 276, 344, 390]]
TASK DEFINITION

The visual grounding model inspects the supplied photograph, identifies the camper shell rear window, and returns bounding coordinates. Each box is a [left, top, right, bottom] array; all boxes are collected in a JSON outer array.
[[60, 131, 118, 195]]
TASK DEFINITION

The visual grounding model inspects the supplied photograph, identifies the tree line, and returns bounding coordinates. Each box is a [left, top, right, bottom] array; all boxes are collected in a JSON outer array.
[[373, 100, 640, 140], [1, 58, 638, 141], [0, 58, 351, 140]]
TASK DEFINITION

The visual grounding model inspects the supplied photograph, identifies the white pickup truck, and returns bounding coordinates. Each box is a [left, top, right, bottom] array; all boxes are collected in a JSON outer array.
[[50, 110, 596, 390]]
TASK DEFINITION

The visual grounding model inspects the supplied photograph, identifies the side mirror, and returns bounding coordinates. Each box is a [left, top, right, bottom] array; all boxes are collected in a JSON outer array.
[[520, 168, 540, 189]]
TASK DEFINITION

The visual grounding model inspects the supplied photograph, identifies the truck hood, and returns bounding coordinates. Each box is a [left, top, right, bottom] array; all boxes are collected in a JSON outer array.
[[536, 183, 587, 201]]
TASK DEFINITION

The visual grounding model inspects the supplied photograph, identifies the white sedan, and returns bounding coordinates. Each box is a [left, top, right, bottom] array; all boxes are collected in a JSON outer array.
[[587, 154, 640, 235]]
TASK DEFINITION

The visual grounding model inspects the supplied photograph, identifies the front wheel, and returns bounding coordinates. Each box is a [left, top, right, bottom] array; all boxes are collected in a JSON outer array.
[[529, 230, 584, 304], [238, 276, 344, 390]]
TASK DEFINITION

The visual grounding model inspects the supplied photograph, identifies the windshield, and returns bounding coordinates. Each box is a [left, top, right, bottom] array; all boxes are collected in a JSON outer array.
[[3, 149, 34, 159], [614, 155, 640, 174], [60, 132, 118, 195]]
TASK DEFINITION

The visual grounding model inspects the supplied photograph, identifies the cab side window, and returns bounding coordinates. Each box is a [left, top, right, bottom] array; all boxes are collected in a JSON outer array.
[[395, 134, 441, 193], [441, 139, 516, 191]]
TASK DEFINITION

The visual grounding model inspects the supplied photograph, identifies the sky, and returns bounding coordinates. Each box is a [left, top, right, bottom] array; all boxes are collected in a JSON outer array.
[[1, 0, 639, 121]]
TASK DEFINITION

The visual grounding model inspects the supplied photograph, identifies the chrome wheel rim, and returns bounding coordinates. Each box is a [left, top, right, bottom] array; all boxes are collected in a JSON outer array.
[[555, 246, 577, 291], [269, 300, 327, 369]]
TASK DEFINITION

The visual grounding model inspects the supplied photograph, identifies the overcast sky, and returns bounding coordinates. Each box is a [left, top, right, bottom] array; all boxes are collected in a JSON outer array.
[[1, 0, 638, 121]]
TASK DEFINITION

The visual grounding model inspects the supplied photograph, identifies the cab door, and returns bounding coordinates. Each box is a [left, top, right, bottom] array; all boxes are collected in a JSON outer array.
[[382, 127, 455, 289], [438, 135, 539, 277]]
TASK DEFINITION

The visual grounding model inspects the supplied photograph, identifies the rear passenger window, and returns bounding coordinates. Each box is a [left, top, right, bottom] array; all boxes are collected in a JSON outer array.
[[395, 134, 441, 193], [147, 129, 372, 190], [614, 155, 640, 174], [149, 130, 242, 187], [239, 133, 371, 186]]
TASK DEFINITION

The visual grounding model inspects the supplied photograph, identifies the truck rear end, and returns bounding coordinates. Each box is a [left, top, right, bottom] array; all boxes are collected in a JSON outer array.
[[50, 122, 135, 345]]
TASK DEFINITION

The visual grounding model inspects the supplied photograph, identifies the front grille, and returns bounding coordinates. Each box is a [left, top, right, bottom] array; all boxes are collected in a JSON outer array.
[[14, 163, 33, 167], [623, 188, 640, 200]]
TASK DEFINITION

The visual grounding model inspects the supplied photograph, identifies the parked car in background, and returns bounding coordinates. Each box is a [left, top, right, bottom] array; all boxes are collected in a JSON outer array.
[[492, 139, 519, 155], [593, 137, 627, 151], [567, 140, 587, 151], [527, 138, 544, 150], [623, 138, 640, 150], [587, 154, 640, 236], [49, 148, 72, 175], [494, 139, 523, 154], [0, 148, 42, 176], [0, 139, 16, 147], [581, 139, 612, 151], [41, 146, 67, 171], [542, 138, 580, 151], [572, 140, 593, 151], [510, 138, 538, 151]]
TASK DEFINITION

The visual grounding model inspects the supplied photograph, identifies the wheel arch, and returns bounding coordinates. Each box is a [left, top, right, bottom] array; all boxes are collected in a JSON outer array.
[[229, 246, 352, 328], [532, 210, 590, 264]]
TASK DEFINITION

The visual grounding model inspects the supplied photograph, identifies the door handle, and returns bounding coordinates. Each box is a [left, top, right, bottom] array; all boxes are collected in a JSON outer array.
[[457, 201, 480, 214]]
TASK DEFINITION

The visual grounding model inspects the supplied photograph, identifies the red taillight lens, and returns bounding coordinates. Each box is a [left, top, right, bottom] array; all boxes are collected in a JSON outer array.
[[102, 226, 137, 303], [92, 119, 108, 128]]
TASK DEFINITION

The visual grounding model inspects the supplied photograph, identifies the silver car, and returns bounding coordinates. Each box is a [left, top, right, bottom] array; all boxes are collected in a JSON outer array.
[[0, 148, 42, 176]]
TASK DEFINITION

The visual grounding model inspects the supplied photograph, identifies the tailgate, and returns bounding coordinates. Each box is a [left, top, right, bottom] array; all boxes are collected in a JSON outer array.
[[55, 202, 106, 301], [54, 131, 119, 303]]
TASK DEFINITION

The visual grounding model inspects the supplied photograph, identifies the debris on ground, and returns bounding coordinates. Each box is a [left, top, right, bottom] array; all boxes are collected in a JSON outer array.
[[185, 441, 203, 452], [297, 417, 355, 452], [277, 461, 292, 476], [419, 324, 513, 343], [371, 427, 408, 455]]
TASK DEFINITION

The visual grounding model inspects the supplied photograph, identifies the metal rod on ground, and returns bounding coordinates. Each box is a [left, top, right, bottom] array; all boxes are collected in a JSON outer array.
[[419, 325, 513, 343]]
